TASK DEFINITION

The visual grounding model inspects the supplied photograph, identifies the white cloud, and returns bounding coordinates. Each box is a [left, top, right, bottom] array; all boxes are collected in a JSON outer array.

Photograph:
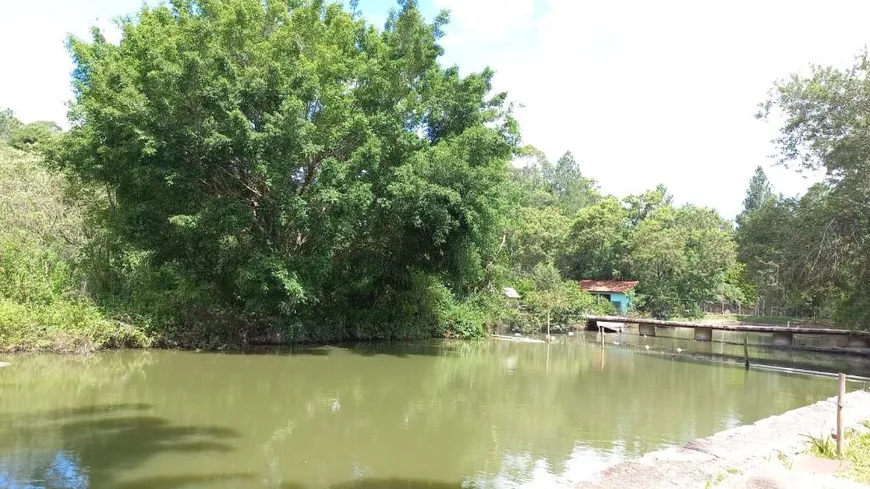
[[0, 0, 136, 127], [433, 0, 538, 44], [433, 0, 870, 217], [3, 0, 867, 217]]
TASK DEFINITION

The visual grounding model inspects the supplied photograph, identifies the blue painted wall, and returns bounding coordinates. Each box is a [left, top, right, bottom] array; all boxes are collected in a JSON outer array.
[[593, 292, 631, 314]]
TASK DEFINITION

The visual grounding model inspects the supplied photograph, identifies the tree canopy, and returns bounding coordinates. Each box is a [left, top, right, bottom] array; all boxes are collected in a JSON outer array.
[[740, 166, 774, 218], [749, 50, 870, 326], [16, 0, 870, 352], [508, 152, 739, 319], [54, 0, 519, 342], [629, 205, 736, 318], [0, 109, 21, 143]]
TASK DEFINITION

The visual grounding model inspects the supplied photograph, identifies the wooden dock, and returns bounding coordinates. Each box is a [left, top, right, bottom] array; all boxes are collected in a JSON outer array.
[[585, 315, 870, 348]]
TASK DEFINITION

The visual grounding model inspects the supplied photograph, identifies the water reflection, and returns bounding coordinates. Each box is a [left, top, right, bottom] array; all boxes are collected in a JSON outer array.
[[0, 450, 88, 489], [0, 341, 862, 488], [591, 327, 870, 378], [0, 402, 243, 488]]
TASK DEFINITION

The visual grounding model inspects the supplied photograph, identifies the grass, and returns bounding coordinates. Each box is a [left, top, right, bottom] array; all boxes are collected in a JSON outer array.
[[845, 423, 870, 484], [0, 299, 151, 354], [703, 472, 726, 489], [775, 450, 794, 470], [804, 422, 870, 484], [805, 433, 838, 459], [0, 144, 152, 354]]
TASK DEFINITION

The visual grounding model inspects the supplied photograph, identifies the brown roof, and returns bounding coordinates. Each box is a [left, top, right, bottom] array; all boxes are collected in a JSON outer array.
[[579, 280, 639, 293]]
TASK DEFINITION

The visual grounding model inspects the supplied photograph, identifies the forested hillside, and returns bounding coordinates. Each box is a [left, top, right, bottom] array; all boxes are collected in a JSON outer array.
[[1, 0, 869, 352]]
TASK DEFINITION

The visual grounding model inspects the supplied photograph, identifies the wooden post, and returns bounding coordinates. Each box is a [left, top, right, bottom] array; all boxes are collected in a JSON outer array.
[[547, 311, 551, 342], [546, 342, 550, 371], [743, 336, 750, 370], [837, 373, 846, 458]]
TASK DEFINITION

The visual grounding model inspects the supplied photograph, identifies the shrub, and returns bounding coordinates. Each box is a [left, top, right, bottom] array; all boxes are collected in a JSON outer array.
[[0, 299, 150, 353], [441, 299, 486, 339], [0, 145, 150, 353]]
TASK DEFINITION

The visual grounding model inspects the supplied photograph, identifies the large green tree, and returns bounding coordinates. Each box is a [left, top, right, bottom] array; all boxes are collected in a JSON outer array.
[[559, 196, 629, 280], [508, 207, 571, 275], [509, 148, 599, 214], [9, 121, 62, 152], [735, 167, 789, 312], [628, 205, 736, 318], [510, 145, 556, 209], [758, 50, 870, 327], [739, 166, 774, 218], [624, 184, 672, 226], [54, 0, 518, 342], [544, 151, 600, 215], [0, 108, 21, 143]]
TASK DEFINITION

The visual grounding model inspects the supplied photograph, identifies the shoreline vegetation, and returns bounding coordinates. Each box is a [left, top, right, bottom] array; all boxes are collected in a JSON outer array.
[[810, 422, 870, 484], [2, 0, 870, 354]]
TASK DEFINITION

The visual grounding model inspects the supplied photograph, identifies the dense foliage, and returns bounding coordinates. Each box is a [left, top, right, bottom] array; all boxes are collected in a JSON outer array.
[[46, 0, 531, 346], [743, 50, 870, 327], [508, 155, 740, 319], [0, 144, 149, 352], [8, 1, 870, 352], [3, 0, 614, 351]]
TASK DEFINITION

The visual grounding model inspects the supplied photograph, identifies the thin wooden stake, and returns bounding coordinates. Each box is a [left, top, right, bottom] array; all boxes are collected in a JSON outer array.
[[837, 373, 846, 458], [743, 336, 750, 370], [547, 311, 551, 343]]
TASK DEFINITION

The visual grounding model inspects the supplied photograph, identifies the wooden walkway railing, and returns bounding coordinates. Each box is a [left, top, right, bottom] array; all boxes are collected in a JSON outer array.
[[584, 315, 870, 347]]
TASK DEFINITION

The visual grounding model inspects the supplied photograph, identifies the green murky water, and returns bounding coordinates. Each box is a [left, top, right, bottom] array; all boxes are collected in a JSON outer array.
[[0, 334, 865, 488]]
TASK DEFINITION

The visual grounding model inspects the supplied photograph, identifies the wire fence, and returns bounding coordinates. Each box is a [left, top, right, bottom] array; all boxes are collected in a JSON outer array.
[[694, 300, 829, 321], [630, 296, 830, 322]]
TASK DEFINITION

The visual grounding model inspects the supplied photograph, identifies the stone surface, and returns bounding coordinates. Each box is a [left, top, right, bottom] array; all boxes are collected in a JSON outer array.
[[638, 323, 656, 337], [694, 327, 713, 341], [791, 454, 851, 474], [576, 390, 870, 489], [720, 460, 866, 489]]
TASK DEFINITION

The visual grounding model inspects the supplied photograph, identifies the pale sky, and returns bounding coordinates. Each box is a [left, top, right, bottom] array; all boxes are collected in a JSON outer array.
[[2, 0, 869, 217]]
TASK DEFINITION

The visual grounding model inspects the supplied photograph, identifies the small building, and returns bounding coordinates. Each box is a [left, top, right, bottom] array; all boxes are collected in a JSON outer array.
[[579, 280, 639, 315]]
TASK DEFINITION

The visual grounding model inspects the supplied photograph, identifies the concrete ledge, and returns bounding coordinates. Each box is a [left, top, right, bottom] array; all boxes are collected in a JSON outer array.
[[577, 390, 870, 489], [638, 323, 656, 337], [772, 332, 794, 346], [693, 327, 713, 342]]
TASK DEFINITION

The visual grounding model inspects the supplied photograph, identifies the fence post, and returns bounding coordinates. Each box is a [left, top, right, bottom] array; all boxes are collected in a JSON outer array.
[[837, 373, 846, 458], [743, 336, 750, 370]]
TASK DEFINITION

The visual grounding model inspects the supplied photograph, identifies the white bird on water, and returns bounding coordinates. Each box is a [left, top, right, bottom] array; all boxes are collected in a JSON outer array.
[[645, 345, 650, 351], [676, 348, 683, 353]]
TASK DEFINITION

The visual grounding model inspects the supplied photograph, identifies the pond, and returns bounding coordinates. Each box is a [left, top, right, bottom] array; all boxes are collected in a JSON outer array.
[[0, 335, 865, 489]]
